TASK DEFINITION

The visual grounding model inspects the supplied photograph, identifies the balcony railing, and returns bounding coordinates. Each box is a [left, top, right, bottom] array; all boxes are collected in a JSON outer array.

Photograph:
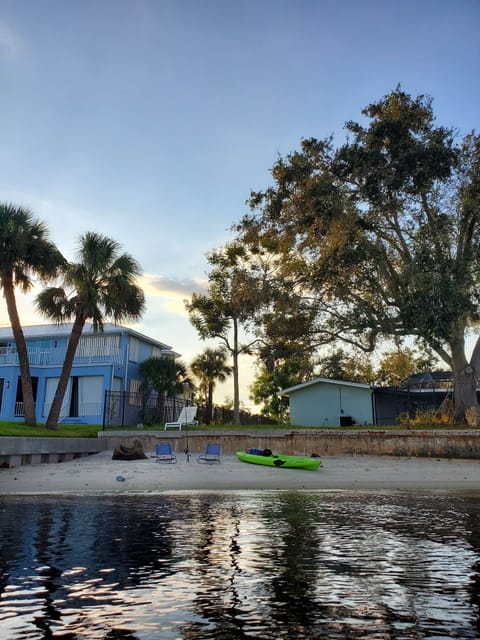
[[14, 401, 26, 417], [42, 401, 103, 417], [15, 401, 103, 418], [0, 345, 124, 367]]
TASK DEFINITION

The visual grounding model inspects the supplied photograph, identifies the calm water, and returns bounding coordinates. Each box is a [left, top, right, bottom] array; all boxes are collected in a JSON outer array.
[[0, 492, 479, 639]]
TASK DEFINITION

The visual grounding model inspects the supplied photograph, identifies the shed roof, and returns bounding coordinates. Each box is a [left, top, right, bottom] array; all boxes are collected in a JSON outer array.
[[278, 377, 372, 396]]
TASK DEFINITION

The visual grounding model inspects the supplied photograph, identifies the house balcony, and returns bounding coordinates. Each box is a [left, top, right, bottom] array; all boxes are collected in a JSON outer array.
[[0, 345, 124, 368]]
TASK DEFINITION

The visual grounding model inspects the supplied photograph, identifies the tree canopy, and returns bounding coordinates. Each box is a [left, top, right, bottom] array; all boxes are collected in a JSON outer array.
[[236, 88, 480, 422], [0, 203, 65, 425], [36, 231, 145, 428], [140, 356, 192, 398], [185, 243, 266, 424], [191, 347, 231, 424]]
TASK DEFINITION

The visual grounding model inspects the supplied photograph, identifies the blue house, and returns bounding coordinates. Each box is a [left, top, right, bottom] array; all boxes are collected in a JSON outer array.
[[0, 323, 178, 424]]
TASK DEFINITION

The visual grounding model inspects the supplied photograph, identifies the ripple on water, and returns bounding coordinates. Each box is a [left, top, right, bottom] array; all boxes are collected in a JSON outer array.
[[0, 492, 479, 639]]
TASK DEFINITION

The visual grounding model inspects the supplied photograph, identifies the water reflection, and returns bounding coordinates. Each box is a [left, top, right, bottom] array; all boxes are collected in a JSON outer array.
[[0, 492, 479, 639]]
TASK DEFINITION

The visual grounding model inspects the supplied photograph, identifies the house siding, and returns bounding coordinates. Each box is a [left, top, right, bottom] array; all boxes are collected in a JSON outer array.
[[0, 324, 177, 425], [287, 381, 373, 427]]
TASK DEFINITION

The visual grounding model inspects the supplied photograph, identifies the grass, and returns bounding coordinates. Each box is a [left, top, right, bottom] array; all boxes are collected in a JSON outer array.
[[0, 422, 102, 438], [0, 421, 469, 438]]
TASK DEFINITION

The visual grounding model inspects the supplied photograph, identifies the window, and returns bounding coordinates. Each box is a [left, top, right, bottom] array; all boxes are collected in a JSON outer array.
[[78, 335, 119, 357], [16, 376, 38, 402], [130, 379, 142, 406], [129, 337, 139, 362]]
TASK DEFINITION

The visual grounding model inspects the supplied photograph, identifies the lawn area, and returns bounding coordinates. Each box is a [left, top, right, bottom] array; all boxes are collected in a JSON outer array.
[[0, 421, 468, 438], [0, 422, 290, 438], [0, 422, 102, 438]]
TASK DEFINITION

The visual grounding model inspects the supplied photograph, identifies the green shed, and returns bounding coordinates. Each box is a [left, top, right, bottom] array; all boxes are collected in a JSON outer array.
[[278, 378, 374, 427]]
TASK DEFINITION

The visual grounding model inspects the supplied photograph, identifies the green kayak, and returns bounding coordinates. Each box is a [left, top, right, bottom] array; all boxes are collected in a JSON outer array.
[[236, 450, 322, 471]]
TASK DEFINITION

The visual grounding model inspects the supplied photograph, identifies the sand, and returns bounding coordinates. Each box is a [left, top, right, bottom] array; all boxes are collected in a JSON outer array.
[[1, 450, 479, 494]]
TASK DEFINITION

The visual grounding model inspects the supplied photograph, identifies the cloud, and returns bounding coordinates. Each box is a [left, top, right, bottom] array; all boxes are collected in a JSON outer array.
[[0, 21, 24, 59], [141, 274, 208, 298], [140, 274, 208, 316]]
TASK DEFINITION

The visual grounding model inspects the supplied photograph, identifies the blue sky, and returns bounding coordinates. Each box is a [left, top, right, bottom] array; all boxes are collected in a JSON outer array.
[[1, 0, 479, 407]]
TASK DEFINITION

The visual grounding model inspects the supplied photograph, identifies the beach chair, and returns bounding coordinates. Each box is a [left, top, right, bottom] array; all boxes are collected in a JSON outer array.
[[152, 442, 177, 463], [198, 443, 221, 464], [164, 406, 198, 431]]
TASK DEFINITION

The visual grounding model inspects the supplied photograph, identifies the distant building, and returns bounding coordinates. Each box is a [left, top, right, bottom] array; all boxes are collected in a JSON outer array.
[[0, 323, 178, 424], [400, 371, 453, 391]]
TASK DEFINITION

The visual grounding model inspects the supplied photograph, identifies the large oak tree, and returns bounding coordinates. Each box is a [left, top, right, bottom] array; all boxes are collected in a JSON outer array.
[[238, 89, 480, 422]]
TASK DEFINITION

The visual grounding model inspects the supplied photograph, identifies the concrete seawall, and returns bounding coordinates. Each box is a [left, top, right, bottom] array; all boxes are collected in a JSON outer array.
[[1, 429, 479, 468], [100, 428, 480, 460], [0, 437, 107, 468]]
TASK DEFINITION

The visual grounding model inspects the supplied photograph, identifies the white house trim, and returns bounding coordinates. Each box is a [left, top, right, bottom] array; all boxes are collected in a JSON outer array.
[[278, 377, 371, 397]]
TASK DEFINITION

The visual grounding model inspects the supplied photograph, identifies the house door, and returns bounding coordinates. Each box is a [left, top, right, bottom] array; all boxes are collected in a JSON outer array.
[[14, 377, 38, 416]]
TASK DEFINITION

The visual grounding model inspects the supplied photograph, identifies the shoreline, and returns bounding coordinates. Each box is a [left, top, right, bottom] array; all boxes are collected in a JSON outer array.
[[1, 451, 479, 495]]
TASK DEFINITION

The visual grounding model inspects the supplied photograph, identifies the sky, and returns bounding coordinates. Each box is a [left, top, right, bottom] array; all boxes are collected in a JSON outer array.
[[0, 0, 479, 409]]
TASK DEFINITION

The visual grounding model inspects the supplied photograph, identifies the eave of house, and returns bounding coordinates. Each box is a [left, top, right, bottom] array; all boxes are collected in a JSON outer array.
[[0, 323, 177, 356], [278, 377, 372, 397]]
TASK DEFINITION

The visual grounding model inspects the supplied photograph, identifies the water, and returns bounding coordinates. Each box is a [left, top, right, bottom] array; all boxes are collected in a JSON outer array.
[[0, 492, 479, 639]]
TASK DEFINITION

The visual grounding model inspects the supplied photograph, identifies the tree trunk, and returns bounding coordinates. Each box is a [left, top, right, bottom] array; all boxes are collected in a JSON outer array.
[[46, 315, 86, 429], [451, 339, 478, 423], [2, 275, 37, 425], [233, 318, 240, 425], [206, 383, 213, 424], [470, 335, 480, 381]]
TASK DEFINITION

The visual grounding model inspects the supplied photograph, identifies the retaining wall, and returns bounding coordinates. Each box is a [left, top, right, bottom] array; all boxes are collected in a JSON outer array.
[[0, 437, 107, 468], [1, 429, 479, 468], [99, 428, 480, 460]]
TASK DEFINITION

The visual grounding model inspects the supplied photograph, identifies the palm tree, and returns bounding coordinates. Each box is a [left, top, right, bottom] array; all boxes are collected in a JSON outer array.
[[139, 356, 193, 424], [0, 203, 65, 425], [191, 347, 231, 424], [36, 231, 145, 429]]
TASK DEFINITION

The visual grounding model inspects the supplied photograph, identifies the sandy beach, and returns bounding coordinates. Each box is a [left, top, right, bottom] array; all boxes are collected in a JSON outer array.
[[1, 450, 479, 494]]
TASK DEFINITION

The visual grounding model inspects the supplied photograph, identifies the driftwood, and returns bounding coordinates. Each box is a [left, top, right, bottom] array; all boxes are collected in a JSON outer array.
[[112, 438, 147, 461]]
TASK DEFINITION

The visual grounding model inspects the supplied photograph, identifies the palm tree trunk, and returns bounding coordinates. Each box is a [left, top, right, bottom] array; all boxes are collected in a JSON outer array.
[[46, 314, 86, 429], [2, 275, 37, 425], [207, 383, 213, 424]]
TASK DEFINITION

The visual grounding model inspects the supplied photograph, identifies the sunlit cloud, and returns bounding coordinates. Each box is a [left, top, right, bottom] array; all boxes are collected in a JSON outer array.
[[141, 274, 208, 297], [140, 274, 208, 316]]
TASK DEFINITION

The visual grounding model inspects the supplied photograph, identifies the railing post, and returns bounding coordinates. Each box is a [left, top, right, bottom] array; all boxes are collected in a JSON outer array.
[[102, 390, 108, 430], [121, 391, 126, 428]]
